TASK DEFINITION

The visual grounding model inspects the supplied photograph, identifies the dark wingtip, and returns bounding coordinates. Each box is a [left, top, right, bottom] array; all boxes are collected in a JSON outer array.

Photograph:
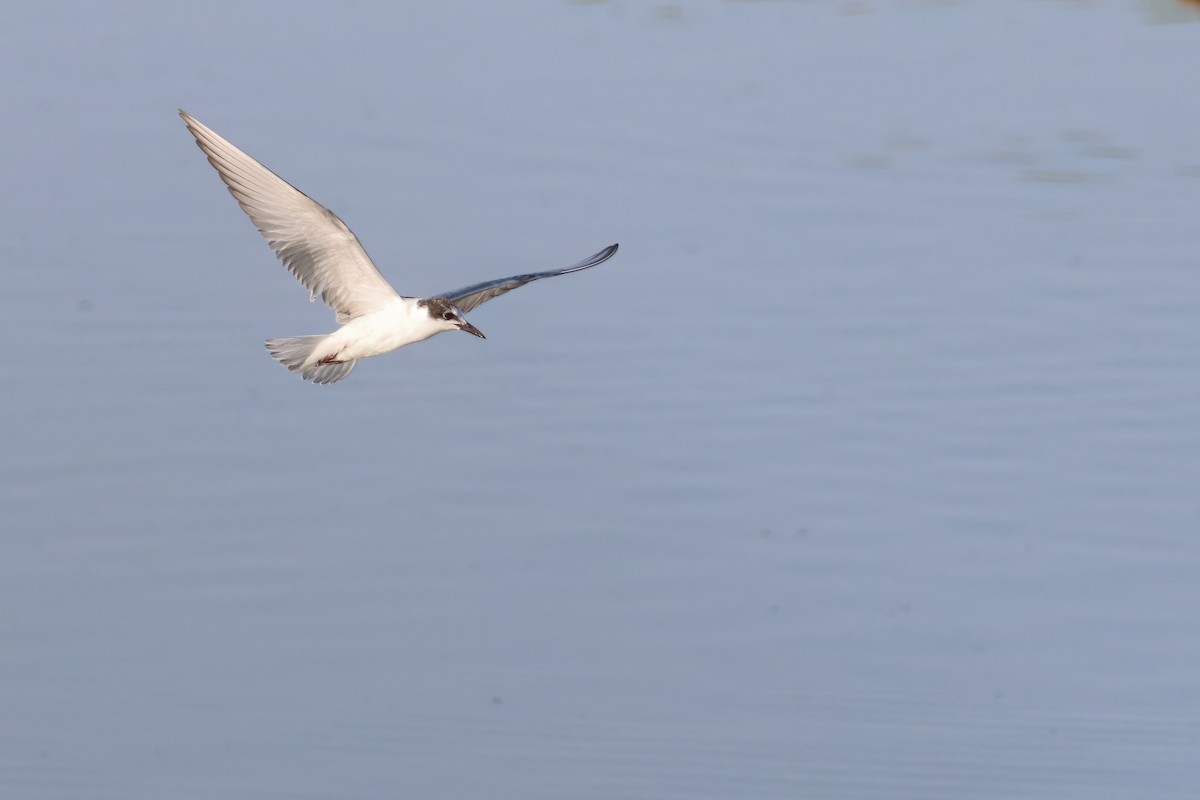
[[592, 243, 618, 265]]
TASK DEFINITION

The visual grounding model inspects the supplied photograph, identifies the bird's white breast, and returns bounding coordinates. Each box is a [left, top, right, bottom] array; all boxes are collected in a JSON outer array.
[[327, 298, 443, 361]]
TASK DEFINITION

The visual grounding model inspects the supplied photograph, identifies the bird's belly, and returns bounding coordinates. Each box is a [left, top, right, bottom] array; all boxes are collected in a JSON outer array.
[[332, 305, 429, 360]]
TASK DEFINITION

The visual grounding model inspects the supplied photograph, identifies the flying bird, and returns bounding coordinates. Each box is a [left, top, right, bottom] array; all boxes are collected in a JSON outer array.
[[179, 110, 617, 384]]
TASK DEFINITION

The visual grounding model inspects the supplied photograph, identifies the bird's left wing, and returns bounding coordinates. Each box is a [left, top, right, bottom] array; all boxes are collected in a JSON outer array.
[[180, 110, 401, 323], [438, 243, 618, 314]]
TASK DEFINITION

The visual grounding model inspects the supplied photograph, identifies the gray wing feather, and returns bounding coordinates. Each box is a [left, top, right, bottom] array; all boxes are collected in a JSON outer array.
[[438, 243, 618, 313], [180, 110, 400, 323]]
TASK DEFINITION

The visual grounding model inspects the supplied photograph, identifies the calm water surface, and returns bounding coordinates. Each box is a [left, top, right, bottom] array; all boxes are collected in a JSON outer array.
[[2, 1, 1199, 798]]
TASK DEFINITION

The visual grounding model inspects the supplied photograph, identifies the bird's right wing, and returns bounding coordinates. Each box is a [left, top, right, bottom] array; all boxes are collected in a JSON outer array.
[[180, 110, 401, 323], [439, 244, 618, 313]]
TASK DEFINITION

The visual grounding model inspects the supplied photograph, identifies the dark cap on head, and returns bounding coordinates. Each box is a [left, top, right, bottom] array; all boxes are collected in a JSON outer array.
[[418, 297, 485, 338], [418, 297, 456, 318]]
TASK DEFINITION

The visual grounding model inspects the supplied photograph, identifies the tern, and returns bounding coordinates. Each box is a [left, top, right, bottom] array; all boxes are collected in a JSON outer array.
[[179, 110, 617, 384]]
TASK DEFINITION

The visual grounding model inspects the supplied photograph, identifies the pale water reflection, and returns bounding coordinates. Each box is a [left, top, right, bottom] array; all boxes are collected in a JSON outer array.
[[1, 2, 1198, 798]]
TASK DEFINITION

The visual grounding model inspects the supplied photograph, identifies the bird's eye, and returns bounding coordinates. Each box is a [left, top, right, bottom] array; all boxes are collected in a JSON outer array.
[[442, 311, 456, 321]]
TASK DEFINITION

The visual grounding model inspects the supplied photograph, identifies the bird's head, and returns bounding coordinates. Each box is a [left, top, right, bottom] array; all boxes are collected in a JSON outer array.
[[421, 297, 485, 339]]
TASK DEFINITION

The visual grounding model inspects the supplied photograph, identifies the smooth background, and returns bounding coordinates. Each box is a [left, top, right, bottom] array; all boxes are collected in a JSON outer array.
[[2, 1, 1199, 797]]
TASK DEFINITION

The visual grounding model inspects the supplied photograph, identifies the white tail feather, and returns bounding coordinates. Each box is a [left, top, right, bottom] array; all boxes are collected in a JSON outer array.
[[264, 336, 356, 385]]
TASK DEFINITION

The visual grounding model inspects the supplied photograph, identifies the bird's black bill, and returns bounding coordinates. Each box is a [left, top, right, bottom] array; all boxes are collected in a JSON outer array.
[[459, 321, 486, 339]]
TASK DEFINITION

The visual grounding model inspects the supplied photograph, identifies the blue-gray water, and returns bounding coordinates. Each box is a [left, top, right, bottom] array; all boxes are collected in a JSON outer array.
[[3, 2, 1199, 797]]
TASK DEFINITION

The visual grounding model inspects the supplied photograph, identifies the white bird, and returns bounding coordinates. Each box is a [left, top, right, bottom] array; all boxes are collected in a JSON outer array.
[[179, 110, 618, 384]]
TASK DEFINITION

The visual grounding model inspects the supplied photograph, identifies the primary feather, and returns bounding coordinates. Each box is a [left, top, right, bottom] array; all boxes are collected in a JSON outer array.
[[439, 244, 618, 313], [179, 110, 400, 323]]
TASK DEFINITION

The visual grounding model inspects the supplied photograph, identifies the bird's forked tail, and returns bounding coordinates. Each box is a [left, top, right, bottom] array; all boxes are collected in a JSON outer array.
[[264, 335, 356, 384]]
